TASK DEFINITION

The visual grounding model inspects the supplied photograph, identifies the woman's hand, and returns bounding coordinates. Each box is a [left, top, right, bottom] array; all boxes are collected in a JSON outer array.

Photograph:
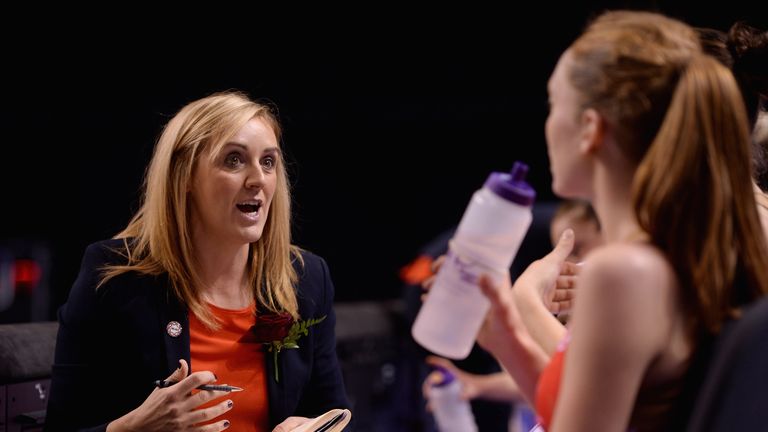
[[475, 273, 550, 401], [533, 259, 580, 314], [424, 231, 579, 313], [273, 416, 311, 432], [475, 273, 522, 358], [107, 359, 233, 431], [422, 356, 482, 404], [514, 229, 578, 314], [425, 356, 526, 404], [420, 255, 446, 300]]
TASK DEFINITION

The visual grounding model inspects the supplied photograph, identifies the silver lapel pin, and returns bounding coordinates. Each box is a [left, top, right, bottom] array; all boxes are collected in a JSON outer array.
[[166, 321, 182, 337]]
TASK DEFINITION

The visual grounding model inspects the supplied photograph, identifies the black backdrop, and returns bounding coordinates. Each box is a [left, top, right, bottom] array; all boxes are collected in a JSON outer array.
[[0, 2, 761, 317]]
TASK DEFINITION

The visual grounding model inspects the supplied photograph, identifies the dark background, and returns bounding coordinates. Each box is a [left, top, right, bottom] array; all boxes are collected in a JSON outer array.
[[0, 2, 762, 318]]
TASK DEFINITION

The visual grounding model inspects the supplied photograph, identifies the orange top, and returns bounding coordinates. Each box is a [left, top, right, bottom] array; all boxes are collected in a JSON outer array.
[[190, 303, 269, 432], [534, 332, 570, 430]]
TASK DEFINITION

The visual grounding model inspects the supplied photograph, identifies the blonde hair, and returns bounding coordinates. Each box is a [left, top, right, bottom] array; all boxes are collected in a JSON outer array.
[[101, 91, 301, 328], [570, 11, 768, 336]]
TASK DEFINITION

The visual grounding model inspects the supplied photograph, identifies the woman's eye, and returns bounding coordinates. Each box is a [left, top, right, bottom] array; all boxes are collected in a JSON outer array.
[[262, 156, 276, 169], [225, 153, 243, 167]]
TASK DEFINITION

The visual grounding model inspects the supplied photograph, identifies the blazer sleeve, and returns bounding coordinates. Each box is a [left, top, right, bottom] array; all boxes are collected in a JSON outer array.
[[44, 242, 116, 432], [295, 255, 350, 416]]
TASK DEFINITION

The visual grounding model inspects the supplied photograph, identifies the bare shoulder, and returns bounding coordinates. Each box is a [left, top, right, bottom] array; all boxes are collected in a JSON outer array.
[[554, 244, 683, 431], [574, 243, 679, 347], [581, 242, 676, 301]]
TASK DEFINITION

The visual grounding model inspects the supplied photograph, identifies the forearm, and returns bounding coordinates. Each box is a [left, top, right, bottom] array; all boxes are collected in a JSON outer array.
[[515, 288, 567, 357], [475, 371, 523, 403], [488, 323, 549, 404], [105, 412, 134, 432]]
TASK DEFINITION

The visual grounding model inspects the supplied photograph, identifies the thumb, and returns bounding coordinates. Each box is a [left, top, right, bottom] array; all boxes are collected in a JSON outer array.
[[166, 359, 189, 382], [547, 229, 575, 263]]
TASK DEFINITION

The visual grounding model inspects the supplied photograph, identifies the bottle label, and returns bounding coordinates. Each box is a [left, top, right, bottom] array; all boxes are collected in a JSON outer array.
[[445, 249, 504, 288], [449, 250, 480, 285]]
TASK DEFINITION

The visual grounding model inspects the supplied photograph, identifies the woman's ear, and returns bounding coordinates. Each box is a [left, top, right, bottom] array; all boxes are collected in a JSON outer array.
[[579, 108, 605, 155]]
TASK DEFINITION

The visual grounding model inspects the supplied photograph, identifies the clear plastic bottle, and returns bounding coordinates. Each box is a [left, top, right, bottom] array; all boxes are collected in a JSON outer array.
[[412, 161, 535, 359], [428, 366, 478, 432]]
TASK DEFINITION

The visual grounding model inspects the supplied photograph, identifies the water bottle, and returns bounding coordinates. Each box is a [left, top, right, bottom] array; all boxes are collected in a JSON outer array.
[[412, 161, 535, 359], [428, 366, 478, 432]]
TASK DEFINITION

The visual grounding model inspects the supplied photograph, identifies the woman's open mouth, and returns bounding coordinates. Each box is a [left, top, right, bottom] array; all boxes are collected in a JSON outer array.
[[236, 200, 263, 220]]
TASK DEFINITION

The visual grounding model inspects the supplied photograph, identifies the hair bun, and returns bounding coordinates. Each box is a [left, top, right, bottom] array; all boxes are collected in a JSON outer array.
[[727, 22, 768, 96]]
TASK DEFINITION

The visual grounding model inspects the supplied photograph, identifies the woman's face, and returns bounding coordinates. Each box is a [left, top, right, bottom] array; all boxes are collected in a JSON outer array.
[[545, 51, 590, 198], [189, 117, 279, 247]]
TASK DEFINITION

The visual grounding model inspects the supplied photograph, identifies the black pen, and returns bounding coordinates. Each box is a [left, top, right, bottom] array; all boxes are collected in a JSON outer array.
[[154, 380, 244, 392]]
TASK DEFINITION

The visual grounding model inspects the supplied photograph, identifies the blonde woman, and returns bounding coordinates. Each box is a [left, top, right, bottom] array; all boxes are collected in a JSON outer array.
[[45, 92, 348, 431]]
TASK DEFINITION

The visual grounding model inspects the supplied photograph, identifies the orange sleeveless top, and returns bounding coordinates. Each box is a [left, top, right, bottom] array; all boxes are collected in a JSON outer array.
[[534, 331, 683, 431], [190, 303, 269, 432], [534, 332, 569, 430]]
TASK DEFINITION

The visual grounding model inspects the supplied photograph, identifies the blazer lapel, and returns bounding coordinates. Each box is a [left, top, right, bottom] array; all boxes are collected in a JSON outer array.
[[266, 346, 289, 427], [259, 303, 289, 427], [156, 279, 191, 374]]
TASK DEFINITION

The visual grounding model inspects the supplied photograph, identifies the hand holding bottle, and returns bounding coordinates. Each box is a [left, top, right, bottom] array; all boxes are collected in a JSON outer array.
[[412, 162, 536, 359]]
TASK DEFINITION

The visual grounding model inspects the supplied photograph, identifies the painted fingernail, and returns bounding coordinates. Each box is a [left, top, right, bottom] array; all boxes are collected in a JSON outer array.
[[227, 400, 233, 408], [223, 420, 230, 428]]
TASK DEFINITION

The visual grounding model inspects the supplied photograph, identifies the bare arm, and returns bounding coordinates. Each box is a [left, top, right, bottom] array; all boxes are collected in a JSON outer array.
[[477, 274, 551, 403], [473, 370, 523, 402], [475, 230, 584, 402], [425, 357, 524, 403], [514, 289, 569, 356]]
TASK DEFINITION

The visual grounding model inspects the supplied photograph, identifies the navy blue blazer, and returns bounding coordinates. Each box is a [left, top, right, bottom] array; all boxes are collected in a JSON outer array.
[[45, 239, 349, 431]]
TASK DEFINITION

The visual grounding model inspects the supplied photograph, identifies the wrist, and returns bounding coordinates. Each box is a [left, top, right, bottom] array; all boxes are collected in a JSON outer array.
[[473, 373, 497, 398], [106, 411, 134, 432], [513, 283, 541, 307]]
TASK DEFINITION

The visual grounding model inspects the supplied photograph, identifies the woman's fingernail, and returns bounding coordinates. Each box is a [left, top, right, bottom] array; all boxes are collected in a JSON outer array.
[[223, 420, 230, 428], [227, 400, 233, 408]]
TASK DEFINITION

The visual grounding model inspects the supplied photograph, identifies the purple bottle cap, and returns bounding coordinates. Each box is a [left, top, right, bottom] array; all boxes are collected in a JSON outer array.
[[483, 161, 536, 206], [431, 365, 456, 387]]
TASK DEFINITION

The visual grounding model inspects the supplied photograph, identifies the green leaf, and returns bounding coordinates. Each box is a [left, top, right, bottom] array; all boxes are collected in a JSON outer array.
[[268, 315, 327, 383]]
